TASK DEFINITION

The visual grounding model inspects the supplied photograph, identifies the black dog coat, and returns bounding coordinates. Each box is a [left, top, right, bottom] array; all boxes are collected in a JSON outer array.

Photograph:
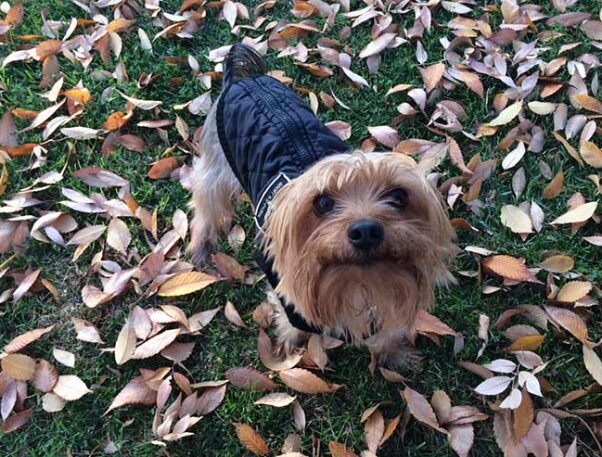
[[214, 74, 349, 334]]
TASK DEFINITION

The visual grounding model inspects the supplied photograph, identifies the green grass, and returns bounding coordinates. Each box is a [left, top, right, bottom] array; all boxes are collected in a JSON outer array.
[[1, 1, 602, 456]]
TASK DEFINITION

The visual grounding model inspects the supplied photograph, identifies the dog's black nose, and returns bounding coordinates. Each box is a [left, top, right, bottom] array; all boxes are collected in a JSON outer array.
[[348, 219, 384, 250]]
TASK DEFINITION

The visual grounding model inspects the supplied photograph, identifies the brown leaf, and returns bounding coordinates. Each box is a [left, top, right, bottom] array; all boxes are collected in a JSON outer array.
[[446, 136, 471, 174], [3, 325, 54, 353], [573, 94, 602, 114], [116, 134, 145, 152], [513, 390, 533, 439], [307, 334, 328, 370], [132, 328, 181, 360], [224, 301, 248, 329], [328, 442, 358, 457], [161, 342, 195, 363], [482, 255, 539, 283], [1, 408, 32, 433], [1, 354, 36, 381], [36, 39, 62, 61], [104, 376, 157, 415], [279, 368, 341, 394], [158, 271, 219, 297], [233, 423, 270, 456], [196, 384, 227, 415], [32, 359, 59, 393], [226, 367, 277, 392], [147, 157, 180, 179], [556, 281, 592, 303], [414, 310, 457, 336], [401, 387, 447, 434], [12, 268, 41, 302], [545, 306, 589, 343], [213, 252, 247, 281], [542, 171, 564, 200], [72, 167, 128, 188], [420, 63, 446, 93]]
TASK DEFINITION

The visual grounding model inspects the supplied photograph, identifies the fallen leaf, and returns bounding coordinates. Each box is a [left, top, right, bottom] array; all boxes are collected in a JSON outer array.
[[42, 392, 66, 413], [328, 442, 358, 457], [545, 306, 589, 343], [226, 367, 278, 392], [279, 368, 341, 394], [1, 409, 32, 433], [233, 423, 270, 456], [115, 320, 137, 365], [364, 409, 385, 453], [53, 348, 75, 368], [132, 328, 181, 359], [449, 424, 474, 457], [33, 359, 59, 393], [474, 376, 512, 396], [158, 272, 219, 297], [254, 392, 297, 407], [501, 205, 532, 234], [542, 171, 564, 200], [224, 301, 248, 328], [401, 387, 447, 434], [53, 375, 92, 401], [556, 281, 592, 303], [582, 345, 602, 385], [3, 325, 54, 353], [580, 140, 602, 168], [71, 318, 104, 344], [482, 255, 538, 283], [257, 329, 303, 371], [487, 101, 522, 126], [104, 376, 157, 414], [117, 91, 162, 110], [1, 353, 36, 381], [506, 335, 544, 352], [539, 255, 574, 273], [196, 384, 227, 415], [551, 201, 597, 224]]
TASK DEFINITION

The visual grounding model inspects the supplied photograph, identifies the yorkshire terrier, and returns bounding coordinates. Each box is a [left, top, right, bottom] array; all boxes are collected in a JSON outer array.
[[188, 43, 456, 368]]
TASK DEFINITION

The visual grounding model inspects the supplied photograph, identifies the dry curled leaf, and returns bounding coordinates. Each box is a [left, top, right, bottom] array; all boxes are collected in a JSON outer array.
[[279, 368, 341, 394], [401, 387, 447, 434], [104, 376, 157, 415]]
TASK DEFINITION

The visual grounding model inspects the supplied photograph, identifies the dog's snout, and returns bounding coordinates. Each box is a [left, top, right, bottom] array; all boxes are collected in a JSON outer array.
[[347, 219, 384, 250]]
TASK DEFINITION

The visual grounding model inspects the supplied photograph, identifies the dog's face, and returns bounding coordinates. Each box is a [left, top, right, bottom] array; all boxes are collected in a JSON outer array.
[[263, 152, 456, 340]]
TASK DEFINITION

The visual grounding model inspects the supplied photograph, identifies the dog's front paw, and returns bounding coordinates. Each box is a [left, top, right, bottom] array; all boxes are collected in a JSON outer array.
[[188, 239, 216, 267], [376, 346, 423, 370]]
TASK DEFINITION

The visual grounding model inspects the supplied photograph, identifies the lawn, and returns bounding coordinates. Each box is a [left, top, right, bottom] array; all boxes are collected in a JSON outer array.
[[1, 0, 602, 456]]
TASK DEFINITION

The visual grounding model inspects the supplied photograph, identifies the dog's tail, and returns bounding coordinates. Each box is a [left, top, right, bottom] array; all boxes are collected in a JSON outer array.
[[223, 43, 267, 87]]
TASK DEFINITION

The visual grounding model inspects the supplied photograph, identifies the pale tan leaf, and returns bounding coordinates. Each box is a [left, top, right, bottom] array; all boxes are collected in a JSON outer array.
[[173, 209, 188, 240], [573, 94, 602, 114], [367, 125, 399, 149], [401, 387, 447, 434], [158, 272, 219, 297], [3, 325, 54, 353], [1, 354, 36, 381], [42, 392, 66, 413], [115, 320, 137, 365], [132, 329, 180, 360], [254, 392, 297, 407], [501, 205, 532, 234], [19, 99, 65, 133], [33, 359, 59, 393], [53, 348, 75, 368], [104, 376, 157, 414], [12, 268, 41, 302], [60, 127, 101, 140], [224, 301, 248, 328], [131, 306, 152, 340], [279, 368, 341, 394], [358, 32, 397, 59], [545, 306, 589, 343], [53, 375, 92, 401], [161, 342, 195, 363], [539, 255, 574, 273], [551, 201, 597, 224], [325, 121, 352, 141], [307, 334, 328, 370], [364, 409, 385, 453], [233, 423, 270, 456], [556, 280, 592, 302], [580, 140, 602, 168], [582, 345, 602, 385], [419, 63, 446, 93], [414, 310, 457, 336], [528, 101, 556, 115], [257, 329, 303, 371], [67, 225, 106, 246], [328, 442, 358, 457], [71, 318, 104, 344], [117, 91, 162, 110], [106, 218, 131, 254]]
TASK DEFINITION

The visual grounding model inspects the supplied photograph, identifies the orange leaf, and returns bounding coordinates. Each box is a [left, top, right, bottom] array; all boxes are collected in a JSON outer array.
[[35, 39, 62, 61], [3, 143, 37, 157], [328, 441, 358, 457], [64, 88, 91, 105], [147, 157, 180, 179], [505, 335, 544, 352], [572, 94, 602, 114], [233, 423, 270, 456], [103, 112, 128, 131], [542, 170, 564, 200], [482, 255, 540, 283], [279, 368, 341, 394]]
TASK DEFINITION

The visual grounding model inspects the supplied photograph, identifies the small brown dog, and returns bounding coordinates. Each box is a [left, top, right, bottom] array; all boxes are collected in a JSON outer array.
[[188, 44, 456, 367]]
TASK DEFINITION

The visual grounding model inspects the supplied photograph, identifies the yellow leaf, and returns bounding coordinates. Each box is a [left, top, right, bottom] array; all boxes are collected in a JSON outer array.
[[556, 281, 592, 303], [486, 101, 522, 126], [157, 271, 219, 297], [539, 255, 574, 273]]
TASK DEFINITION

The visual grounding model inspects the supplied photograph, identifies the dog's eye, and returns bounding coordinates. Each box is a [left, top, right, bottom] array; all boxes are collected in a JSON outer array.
[[313, 194, 335, 215], [384, 188, 408, 209]]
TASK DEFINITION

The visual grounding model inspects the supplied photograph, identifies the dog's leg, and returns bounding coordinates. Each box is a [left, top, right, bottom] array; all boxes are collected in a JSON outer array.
[[364, 329, 422, 370], [273, 301, 309, 354], [189, 103, 241, 266]]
